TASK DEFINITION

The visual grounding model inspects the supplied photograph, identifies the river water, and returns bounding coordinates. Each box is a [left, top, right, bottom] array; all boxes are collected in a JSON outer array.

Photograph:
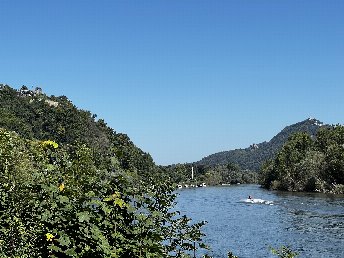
[[175, 185, 344, 258]]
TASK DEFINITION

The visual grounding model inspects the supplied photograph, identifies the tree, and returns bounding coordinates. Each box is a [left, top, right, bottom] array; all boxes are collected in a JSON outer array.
[[260, 126, 344, 193], [0, 128, 209, 257]]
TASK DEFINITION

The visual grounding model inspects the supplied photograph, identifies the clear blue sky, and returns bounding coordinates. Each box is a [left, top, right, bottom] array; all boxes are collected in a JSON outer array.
[[1, 0, 343, 165]]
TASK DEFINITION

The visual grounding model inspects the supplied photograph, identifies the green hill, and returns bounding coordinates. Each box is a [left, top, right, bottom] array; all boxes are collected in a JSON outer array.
[[196, 118, 324, 171], [0, 84, 153, 172], [0, 83, 208, 257]]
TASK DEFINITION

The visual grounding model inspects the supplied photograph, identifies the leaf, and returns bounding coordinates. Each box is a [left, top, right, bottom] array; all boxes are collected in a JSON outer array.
[[65, 248, 77, 256], [77, 212, 91, 223], [58, 233, 71, 247], [114, 198, 125, 208], [49, 244, 62, 252], [58, 195, 69, 203]]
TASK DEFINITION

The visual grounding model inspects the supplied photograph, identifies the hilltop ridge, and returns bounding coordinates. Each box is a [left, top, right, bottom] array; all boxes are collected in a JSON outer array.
[[196, 118, 325, 171], [0, 84, 154, 172]]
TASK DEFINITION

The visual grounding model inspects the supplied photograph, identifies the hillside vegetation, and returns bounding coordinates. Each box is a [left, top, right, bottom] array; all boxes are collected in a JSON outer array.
[[164, 119, 325, 187], [0, 84, 209, 257], [196, 118, 323, 171], [260, 126, 344, 194], [162, 162, 258, 186], [0, 84, 153, 172]]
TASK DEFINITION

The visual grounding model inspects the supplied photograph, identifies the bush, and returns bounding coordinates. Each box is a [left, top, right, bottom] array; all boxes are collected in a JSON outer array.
[[0, 129, 208, 257]]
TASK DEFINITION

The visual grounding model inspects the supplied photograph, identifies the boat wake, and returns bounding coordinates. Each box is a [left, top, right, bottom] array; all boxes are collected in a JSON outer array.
[[242, 198, 274, 205]]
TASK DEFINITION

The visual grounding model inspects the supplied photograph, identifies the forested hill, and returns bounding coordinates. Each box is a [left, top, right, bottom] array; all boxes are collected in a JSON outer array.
[[196, 118, 325, 171], [0, 84, 154, 172], [0, 83, 211, 256]]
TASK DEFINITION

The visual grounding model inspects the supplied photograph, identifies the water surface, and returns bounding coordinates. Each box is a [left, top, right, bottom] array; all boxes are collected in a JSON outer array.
[[175, 185, 344, 257]]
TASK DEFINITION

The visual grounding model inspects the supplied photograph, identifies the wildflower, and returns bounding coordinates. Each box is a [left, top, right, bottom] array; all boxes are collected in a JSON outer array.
[[45, 233, 54, 241], [41, 140, 59, 149], [59, 183, 65, 192]]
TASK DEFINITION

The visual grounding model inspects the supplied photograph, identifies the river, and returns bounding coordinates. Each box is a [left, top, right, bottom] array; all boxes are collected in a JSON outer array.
[[175, 184, 344, 258]]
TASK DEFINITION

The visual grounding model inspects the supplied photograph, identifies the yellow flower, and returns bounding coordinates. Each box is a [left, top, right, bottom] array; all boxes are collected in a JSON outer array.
[[45, 233, 54, 241], [58, 183, 65, 191], [112, 191, 121, 199], [41, 140, 59, 149]]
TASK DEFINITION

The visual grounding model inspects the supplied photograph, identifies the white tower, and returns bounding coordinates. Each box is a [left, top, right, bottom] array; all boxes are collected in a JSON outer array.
[[191, 166, 194, 180]]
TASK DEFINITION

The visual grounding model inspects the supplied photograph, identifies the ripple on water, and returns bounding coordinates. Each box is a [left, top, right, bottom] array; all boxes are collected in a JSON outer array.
[[176, 185, 344, 258]]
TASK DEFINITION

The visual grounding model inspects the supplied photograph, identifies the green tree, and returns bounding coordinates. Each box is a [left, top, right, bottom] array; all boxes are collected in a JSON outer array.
[[0, 128, 209, 257], [260, 126, 344, 193]]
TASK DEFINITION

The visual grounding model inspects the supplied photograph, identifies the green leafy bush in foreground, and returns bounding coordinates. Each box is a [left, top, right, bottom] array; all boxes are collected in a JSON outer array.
[[0, 128, 208, 257]]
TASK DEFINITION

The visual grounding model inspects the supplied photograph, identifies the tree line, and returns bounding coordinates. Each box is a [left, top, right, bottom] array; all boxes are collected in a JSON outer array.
[[260, 126, 344, 194], [162, 163, 258, 186]]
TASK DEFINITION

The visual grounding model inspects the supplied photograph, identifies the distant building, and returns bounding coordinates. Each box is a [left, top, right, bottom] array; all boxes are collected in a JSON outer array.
[[19, 85, 34, 97], [250, 143, 259, 150], [34, 87, 43, 95], [45, 99, 59, 107], [18, 86, 44, 97]]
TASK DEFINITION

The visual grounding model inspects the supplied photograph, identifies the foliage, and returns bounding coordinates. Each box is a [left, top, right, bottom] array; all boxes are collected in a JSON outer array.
[[162, 163, 258, 186], [164, 118, 324, 186], [196, 118, 323, 171], [0, 85, 209, 257], [0, 128, 210, 257], [0, 84, 328, 257], [227, 251, 238, 258], [0, 84, 153, 172], [260, 126, 344, 193], [270, 245, 298, 258]]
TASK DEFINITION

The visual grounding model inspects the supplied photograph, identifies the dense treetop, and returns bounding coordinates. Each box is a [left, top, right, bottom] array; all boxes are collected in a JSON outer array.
[[0, 84, 153, 173], [260, 126, 344, 194]]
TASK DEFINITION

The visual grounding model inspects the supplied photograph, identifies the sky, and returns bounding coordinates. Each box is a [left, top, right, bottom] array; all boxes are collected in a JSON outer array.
[[1, 0, 343, 165]]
